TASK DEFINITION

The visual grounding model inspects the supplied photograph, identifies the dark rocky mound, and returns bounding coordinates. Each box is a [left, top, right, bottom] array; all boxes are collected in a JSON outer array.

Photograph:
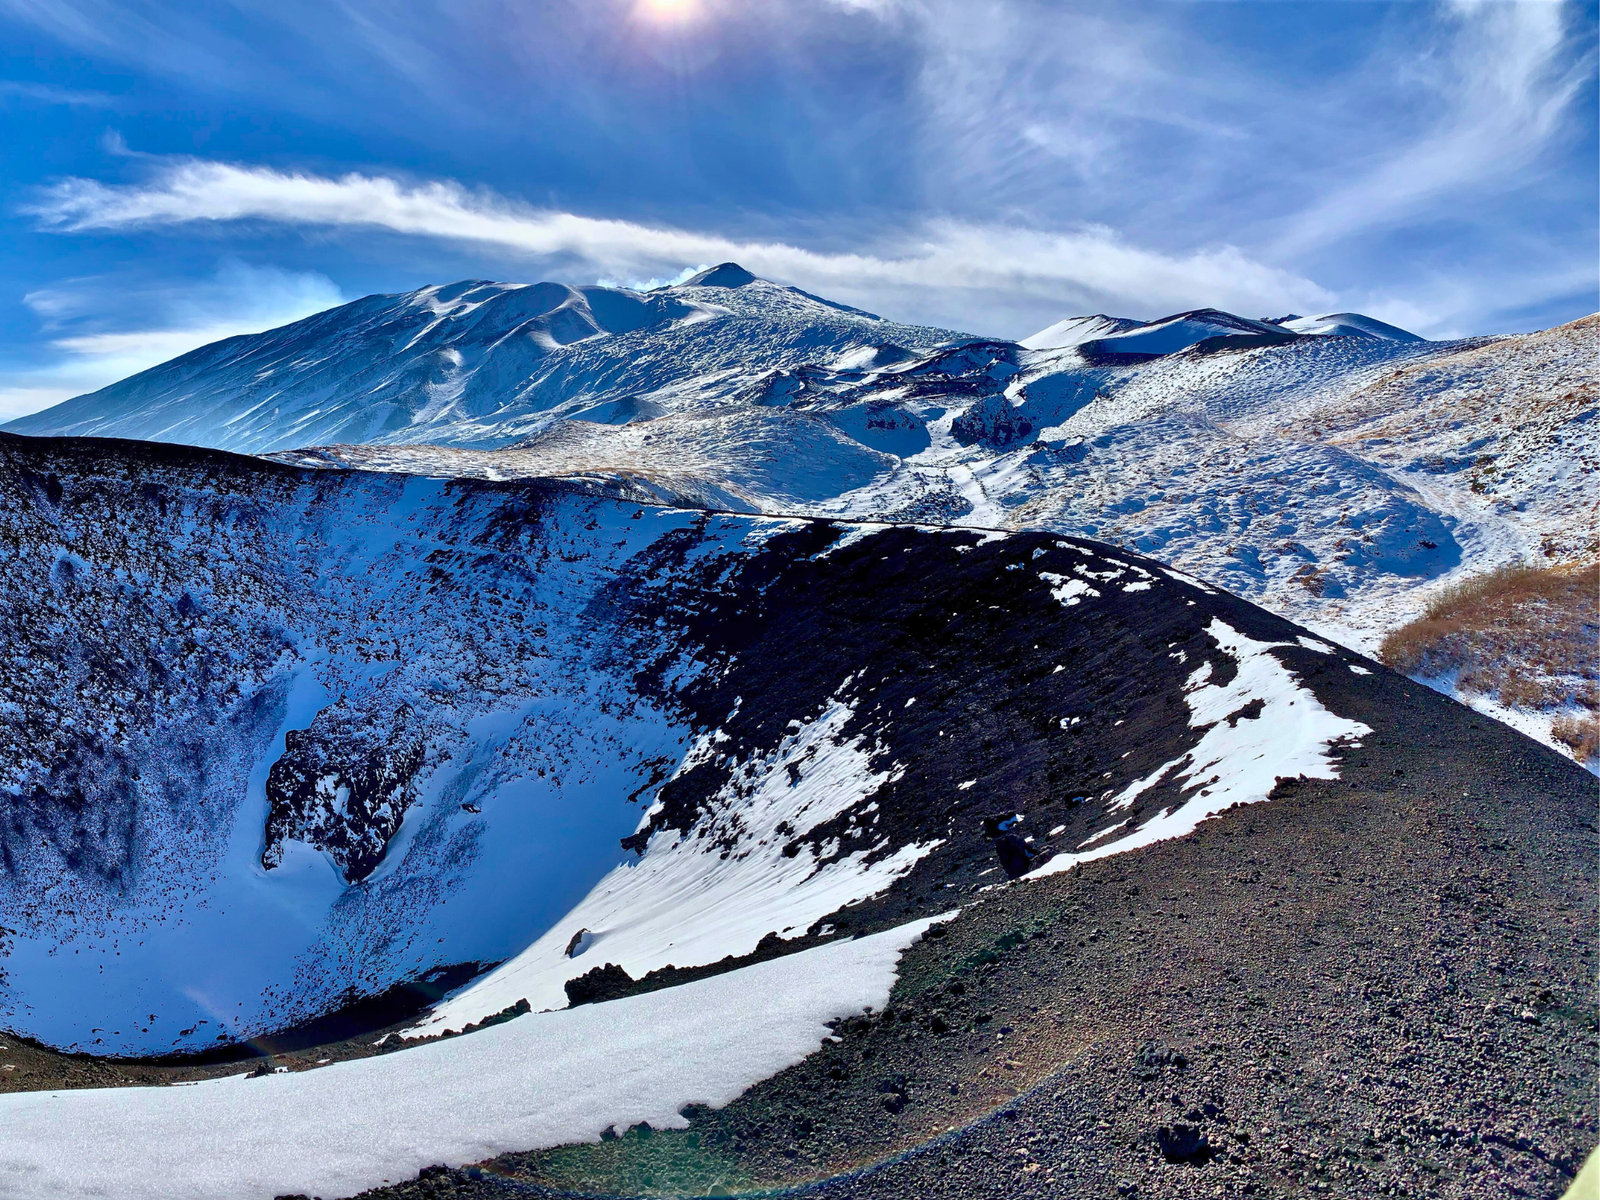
[[357, 682, 1597, 1200]]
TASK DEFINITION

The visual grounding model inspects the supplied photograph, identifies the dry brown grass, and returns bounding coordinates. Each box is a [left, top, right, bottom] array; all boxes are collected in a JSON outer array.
[[1552, 714, 1599, 763], [1378, 562, 1598, 727]]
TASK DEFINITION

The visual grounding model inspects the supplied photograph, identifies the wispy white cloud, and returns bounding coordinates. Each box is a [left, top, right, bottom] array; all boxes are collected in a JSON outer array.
[[1, 0, 1590, 342], [0, 79, 113, 106], [1268, 0, 1595, 259], [1354, 254, 1598, 341], [0, 261, 344, 422], [23, 157, 1334, 331]]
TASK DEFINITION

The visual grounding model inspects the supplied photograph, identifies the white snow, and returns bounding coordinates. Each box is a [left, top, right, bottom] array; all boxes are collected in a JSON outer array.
[[1085, 310, 1289, 356], [1035, 618, 1370, 877], [1296, 635, 1337, 653], [412, 697, 941, 1032], [1019, 314, 1139, 351], [1279, 313, 1422, 341], [1039, 571, 1099, 606], [6, 275, 962, 455], [0, 916, 948, 1200]]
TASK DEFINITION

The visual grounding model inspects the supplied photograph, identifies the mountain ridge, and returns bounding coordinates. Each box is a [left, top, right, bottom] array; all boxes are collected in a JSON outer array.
[[6, 272, 1592, 765], [6, 265, 1425, 455]]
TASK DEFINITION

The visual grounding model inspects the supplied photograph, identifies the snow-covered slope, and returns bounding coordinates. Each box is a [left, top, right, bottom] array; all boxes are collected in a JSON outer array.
[[6, 269, 1588, 755], [1076, 307, 1299, 359], [1276, 312, 1424, 341], [2, 266, 964, 453], [1, 432, 1391, 1059], [1018, 314, 1141, 351]]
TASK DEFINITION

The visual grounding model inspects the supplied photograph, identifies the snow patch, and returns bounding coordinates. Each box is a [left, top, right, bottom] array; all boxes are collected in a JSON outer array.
[[1036, 618, 1369, 876], [1039, 571, 1100, 607], [1296, 635, 1338, 654], [0, 916, 948, 1200], [412, 698, 940, 1031]]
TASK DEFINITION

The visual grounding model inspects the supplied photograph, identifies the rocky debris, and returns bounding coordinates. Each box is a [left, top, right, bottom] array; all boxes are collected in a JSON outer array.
[[563, 929, 592, 958], [1132, 1041, 1188, 1080], [876, 1074, 911, 1114], [440, 1000, 531, 1040], [403, 667, 1595, 1200], [564, 964, 634, 1008], [1155, 1123, 1212, 1164], [263, 713, 425, 883]]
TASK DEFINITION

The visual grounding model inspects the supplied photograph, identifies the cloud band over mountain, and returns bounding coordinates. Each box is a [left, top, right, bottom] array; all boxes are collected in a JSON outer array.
[[26, 158, 1336, 327]]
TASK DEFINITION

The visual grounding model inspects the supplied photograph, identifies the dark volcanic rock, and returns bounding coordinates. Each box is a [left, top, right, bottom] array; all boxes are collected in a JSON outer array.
[[264, 710, 425, 882], [1155, 1123, 1212, 1163], [564, 964, 635, 1007]]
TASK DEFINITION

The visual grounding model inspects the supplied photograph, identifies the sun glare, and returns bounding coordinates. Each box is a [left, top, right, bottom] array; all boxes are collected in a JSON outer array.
[[637, 0, 700, 21]]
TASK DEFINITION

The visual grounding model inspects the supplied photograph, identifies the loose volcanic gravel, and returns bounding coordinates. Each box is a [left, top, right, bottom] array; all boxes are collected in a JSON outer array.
[[334, 668, 1595, 1200]]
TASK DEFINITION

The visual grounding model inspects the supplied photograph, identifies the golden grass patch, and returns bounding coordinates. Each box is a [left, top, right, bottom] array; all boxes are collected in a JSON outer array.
[[1379, 562, 1598, 758]]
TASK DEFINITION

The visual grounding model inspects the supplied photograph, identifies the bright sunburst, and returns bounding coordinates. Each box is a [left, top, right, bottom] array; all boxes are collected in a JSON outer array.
[[636, 0, 700, 22]]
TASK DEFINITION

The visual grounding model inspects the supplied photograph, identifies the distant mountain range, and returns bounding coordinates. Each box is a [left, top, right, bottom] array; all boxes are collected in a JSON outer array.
[[3, 264, 963, 453], [7, 265, 1594, 757], [5, 264, 1418, 456]]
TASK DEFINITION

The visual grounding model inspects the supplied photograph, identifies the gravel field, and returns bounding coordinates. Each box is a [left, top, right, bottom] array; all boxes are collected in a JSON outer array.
[[339, 664, 1596, 1199]]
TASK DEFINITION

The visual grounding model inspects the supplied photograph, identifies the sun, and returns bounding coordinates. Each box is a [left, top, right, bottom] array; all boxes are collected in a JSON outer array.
[[636, 0, 701, 21]]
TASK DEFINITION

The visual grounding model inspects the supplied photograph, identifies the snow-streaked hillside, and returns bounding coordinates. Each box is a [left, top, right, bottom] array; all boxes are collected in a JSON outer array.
[[2, 266, 964, 453], [261, 295, 1590, 756], [264, 301, 1584, 653], [1276, 312, 1424, 341], [1076, 307, 1297, 359], [8, 269, 1591, 760], [1018, 314, 1140, 351], [1, 432, 1391, 1059]]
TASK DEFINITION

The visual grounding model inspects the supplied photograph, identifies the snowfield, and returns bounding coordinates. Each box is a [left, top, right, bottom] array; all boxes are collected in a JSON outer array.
[[412, 696, 941, 1032], [0, 916, 947, 1200]]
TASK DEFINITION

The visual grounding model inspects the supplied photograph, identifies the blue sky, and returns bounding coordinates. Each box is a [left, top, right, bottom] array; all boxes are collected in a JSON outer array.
[[1, 0, 1594, 419]]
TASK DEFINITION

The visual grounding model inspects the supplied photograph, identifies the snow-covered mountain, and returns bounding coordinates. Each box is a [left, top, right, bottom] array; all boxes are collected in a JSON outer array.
[[2, 430, 1386, 1058], [2, 264, 963, 453], [9, 268, 1592, 757], [1017, 313, 1141, 351], [202, 273, 1582, 645], [1273, 311, 1424, 341], [1072, 307, 1299, 360]]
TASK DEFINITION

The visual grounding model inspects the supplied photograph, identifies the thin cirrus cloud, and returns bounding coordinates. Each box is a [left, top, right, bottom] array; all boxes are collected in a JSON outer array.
[[0, 79, 114, 106], [24, 157, 1336, 333], [1266, 0, 1596, 261]]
